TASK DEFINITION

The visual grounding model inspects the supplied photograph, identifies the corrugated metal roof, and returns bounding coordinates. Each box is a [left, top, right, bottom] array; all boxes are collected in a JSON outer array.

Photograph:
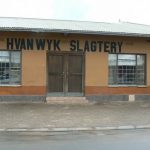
[[0, 17, 150, 37]]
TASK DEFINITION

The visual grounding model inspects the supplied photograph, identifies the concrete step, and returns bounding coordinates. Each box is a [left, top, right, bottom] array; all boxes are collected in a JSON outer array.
[[46, 97, 89, 104]]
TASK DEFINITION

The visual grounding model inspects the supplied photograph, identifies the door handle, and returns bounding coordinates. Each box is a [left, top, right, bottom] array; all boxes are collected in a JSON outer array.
[[66, 72, 69, 77], [62, 72, 65, 78]]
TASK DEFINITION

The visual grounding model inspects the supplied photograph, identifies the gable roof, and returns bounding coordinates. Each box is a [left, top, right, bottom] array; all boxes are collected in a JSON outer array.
[[0, 17, 150, 37]]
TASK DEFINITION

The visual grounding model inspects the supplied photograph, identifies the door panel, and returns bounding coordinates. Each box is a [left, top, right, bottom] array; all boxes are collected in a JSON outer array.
[[68, 76, 82, 92], [48, 55, 64, 92], [68, 55, 83, 92]]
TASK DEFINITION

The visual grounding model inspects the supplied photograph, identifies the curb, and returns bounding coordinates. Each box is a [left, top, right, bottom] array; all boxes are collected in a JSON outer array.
[[1, 125, 150, 132]]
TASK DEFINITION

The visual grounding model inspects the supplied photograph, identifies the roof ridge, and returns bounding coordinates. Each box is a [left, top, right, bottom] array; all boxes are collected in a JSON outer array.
[[0, 17, 150, 26], [0, 16, 117, 25], [120, 21, 150, 27]]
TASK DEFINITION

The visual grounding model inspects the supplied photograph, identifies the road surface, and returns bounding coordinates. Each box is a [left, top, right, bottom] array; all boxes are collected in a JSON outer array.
[[0, 129, 150, 150]]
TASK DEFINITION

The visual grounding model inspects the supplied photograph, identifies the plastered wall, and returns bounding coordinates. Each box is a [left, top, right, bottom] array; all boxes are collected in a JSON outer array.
[[0, 31, 150, 95]]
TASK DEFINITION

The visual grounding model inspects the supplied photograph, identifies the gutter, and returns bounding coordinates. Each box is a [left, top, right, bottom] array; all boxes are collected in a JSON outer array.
[[0, 28, 150, 38]]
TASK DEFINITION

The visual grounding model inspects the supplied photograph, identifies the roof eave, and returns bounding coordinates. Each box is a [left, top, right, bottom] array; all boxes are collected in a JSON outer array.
[[0, 27, 150, 38]]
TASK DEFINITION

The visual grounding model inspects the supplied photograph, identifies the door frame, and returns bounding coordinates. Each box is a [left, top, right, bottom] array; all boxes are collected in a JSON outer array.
[[46, 51, 85, 96]]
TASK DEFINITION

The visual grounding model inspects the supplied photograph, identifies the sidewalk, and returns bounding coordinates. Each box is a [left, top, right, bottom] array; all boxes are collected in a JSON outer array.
[[0, 101, 150, 131]]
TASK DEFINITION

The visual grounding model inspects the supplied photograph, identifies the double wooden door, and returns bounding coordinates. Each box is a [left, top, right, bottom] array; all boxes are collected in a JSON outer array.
[[47, 53, 84, 96]]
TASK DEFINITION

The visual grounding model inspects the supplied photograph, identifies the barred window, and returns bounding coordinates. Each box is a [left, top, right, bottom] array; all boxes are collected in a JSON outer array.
[[0, 51, 21, 85], [109, 54, 146, 86]]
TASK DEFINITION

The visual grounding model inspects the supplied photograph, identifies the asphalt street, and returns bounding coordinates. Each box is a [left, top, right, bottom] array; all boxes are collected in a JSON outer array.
[[0, 129, 150, 150]]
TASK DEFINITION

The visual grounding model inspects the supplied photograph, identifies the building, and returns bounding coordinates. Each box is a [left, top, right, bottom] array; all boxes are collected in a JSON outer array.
[[0, 17, 150, 102]]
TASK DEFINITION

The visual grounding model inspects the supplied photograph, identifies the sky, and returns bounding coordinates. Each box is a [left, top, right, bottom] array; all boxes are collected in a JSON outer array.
[[0, 0, 150, 25]]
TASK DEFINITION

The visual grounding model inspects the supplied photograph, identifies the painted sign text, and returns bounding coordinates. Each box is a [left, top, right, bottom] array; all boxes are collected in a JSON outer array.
[[6, 38, 123, 53]]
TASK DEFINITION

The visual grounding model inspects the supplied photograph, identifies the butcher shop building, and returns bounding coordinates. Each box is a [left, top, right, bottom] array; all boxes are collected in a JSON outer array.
[[0, 17, 150, 102]]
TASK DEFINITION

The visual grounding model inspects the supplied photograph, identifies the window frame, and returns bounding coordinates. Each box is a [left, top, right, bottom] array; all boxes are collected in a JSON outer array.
[[108, 53, 146, 87], [0, 50, 22, 86]]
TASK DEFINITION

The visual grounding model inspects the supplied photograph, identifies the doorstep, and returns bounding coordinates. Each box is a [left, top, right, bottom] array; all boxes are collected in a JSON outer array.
[[46, 97, 89, 104]]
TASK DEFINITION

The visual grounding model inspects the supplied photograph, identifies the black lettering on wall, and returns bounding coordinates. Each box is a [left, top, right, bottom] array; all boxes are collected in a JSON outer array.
[[70, 40, 76, 51], [84, 41, 90, 52], [54, 40, 61, 51], [27, 39, 33, 50], [104, 41, 110, 52], [118, 42, 123, 53], [36, 39, 45, 50], [91, 41, 97, 52], [20, 39, 26, 50], [110, 42, 116, 53], [6, 38, 123, 53], [47, 40, 53, 50], [7, 38, 13, 49], [77, 40, 82, 51], [15, 38, 21, 50], [97, 41, 103, 52]]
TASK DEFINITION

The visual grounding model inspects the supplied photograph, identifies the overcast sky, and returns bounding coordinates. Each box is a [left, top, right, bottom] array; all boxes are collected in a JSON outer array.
[[0, 0, 150, 25]]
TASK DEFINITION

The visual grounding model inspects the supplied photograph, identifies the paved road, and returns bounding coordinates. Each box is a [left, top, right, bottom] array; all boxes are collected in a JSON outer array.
[[0, 129, 150, 150]]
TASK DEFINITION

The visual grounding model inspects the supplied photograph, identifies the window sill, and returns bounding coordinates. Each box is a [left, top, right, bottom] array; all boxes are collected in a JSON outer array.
[[108, 85, 147, 87], [0, 85, 21, 87]]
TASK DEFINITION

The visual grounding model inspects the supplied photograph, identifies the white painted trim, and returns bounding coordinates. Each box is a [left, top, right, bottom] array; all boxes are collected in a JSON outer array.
[[0, 85, 21, 87]]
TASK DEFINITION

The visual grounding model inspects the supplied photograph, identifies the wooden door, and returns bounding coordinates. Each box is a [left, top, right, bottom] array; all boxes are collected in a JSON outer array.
[[48, 54, 64, 94], [68, 54, 83, 93], [48, 53, 84, 96]]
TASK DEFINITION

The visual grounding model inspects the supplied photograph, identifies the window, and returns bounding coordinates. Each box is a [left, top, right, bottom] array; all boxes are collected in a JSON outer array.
[[0, 51, 21, 85], [109, 54, 146, 86]]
